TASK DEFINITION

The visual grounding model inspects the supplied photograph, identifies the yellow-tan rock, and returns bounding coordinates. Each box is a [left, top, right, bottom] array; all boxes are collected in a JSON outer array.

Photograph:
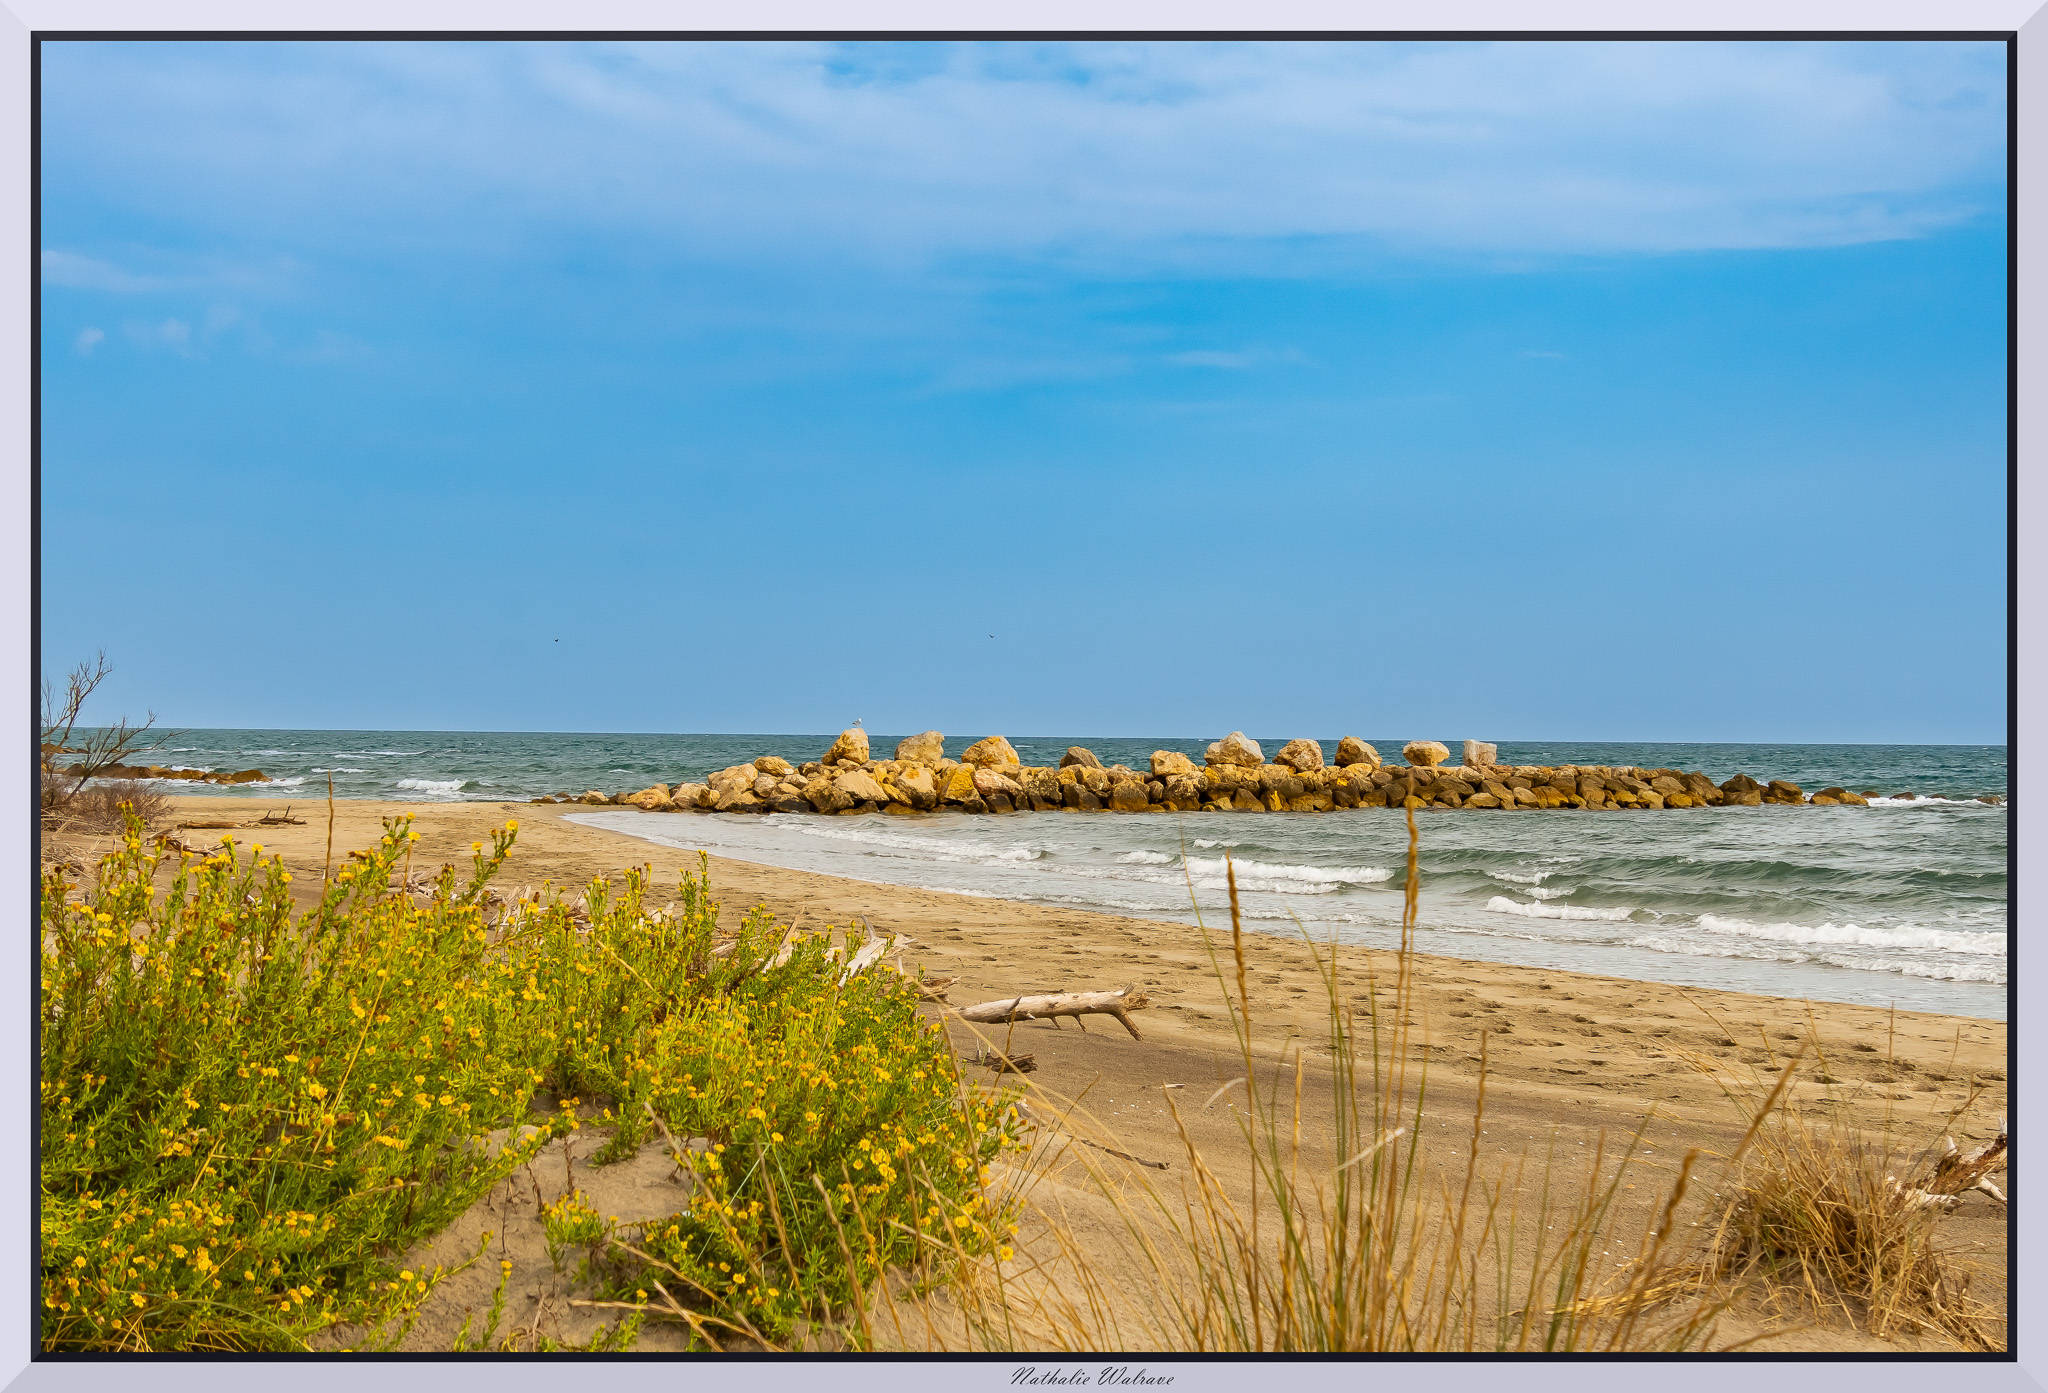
[[973, 768, 1024, 800], [1150, 750, 1198, 777], [896, 765, 938, 810], [1108, 781, 1152, 812], [1274, 739, 1324, 772], [834, 770, 888, 805], [1206, 731, 1264, 767], [753, 756, 793, 777], [1334, 737, 1380, 768], [1403, 740, 1450, 767], [895, 731, 946, 765], [941, 764, 981, 804], [824, 727, 870, 765], [961, 736, 1022, 772]]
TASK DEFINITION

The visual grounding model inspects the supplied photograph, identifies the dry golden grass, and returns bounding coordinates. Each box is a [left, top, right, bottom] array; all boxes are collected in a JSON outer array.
[[1672, 1037, 2003, 1350]]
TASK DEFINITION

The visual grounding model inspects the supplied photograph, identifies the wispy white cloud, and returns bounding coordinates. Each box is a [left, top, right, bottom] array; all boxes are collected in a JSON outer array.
[[39, 245, 304, 296], [1167, 346, 1307, 370], [124, 317, 193, 355], [73, 326, 103, 355], [41, 249, 167, 293], [38, 39, 2005, 275]]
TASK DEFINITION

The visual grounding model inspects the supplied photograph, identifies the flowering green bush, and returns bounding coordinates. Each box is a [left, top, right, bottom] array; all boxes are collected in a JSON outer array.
[[39, 812, 1018, 1351]]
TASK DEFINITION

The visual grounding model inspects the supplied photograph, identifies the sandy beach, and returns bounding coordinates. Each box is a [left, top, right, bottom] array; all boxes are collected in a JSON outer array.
[[93, 796, 2009, 1351]]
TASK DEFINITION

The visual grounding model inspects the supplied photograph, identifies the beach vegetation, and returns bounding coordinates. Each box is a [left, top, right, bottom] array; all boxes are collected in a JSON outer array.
[[1668, 1025, 2002, 1348], [38, 812, 1019, 1351]]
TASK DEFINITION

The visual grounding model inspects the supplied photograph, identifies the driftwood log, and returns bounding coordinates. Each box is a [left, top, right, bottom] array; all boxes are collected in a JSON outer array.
[[956, 986, 1150, 1041], [1889, 1128, 2009, 1209], [1929, 1129, 2008, 1202], [969, 1045, 1036, 1074]]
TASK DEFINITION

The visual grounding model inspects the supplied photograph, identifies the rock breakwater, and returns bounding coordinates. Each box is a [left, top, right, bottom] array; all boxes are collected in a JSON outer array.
[[531, 729, 1912, 817]]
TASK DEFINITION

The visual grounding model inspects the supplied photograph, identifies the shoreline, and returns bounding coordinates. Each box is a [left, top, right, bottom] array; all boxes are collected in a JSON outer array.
[[136, 793, 2010, 1044]]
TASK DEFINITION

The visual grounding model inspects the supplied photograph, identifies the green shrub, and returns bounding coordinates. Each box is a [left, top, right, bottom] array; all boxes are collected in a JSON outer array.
[[40, 811, 1018, 1351]]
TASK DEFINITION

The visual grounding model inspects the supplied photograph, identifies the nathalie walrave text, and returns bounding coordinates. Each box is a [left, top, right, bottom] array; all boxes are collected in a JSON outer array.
[[1013, 1370, 1173, 1386]]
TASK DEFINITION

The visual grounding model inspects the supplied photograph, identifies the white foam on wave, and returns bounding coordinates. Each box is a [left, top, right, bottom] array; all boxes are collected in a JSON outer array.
[[1489, 869, 1553, 886], [312, 767, 368, 775], [1864, 795, 2003, 809], [262, 776, 307, 787], [1184, 855, 1393, 887], [1834, 956, 2004, 983], [1527, 885, 1575, 900], [1694, 914, 2004, 956], [1485, 896, 1634, 922], [1117, 850, 1176, 865], [396, 778, 466, 794], [771, 817, 1044, 864], [1627, 934, 2005, 983], [1191, 838, 1237, 850]]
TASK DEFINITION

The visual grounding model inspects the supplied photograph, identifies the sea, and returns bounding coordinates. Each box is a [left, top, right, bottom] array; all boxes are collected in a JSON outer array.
[[139, 731, 2009, 1020]]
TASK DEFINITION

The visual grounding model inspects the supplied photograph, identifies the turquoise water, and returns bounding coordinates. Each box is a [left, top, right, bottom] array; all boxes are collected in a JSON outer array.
[[140, 730, 2009, 1019]]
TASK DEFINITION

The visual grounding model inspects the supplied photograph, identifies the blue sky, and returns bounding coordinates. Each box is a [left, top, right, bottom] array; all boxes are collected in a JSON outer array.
[[38, 39, 2008, 742]]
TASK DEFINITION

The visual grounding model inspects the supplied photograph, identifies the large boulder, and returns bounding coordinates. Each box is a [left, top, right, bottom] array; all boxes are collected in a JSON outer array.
[[1150, 750, 1198, 777], [1461, 740, 1498, 768], [1258, 765, 1306, 800], [894, 765, 939, 811], [941, 764, 981, 804], [628, 786, 673, 811], [1403, 740, 1450, 768], [1274, 739, 1325, 772], [895, 731, 946, 766], [753, 755, 793, 777], [835, 770, 889, 805], [1060, 746, 1104, 769], [708, 763, 756, 792], [972, 768, 1024, 800], [805, 775, 851, 814], [713, 786, 760, 813], [1108, 781, 1153, 812], [1020, 766, 1062, 804], [671, 782, 710, 810], [1205, 732, 1264, 767], [1334, 737, 1380, 769], [824, 728, 870, 765], [961, 736, 1022, 772]]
